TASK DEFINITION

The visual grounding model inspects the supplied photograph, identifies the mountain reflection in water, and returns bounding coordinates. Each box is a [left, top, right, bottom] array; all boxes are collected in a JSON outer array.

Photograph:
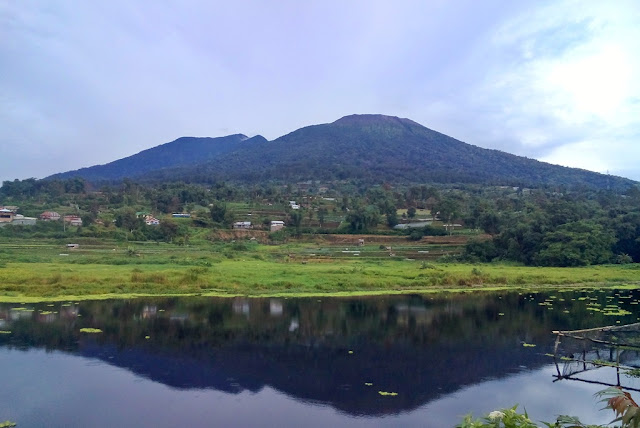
[[2, 290, 640, 425]]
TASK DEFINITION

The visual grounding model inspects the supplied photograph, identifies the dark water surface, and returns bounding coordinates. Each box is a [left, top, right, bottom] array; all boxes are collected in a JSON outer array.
[[2, 289, 640, 427]]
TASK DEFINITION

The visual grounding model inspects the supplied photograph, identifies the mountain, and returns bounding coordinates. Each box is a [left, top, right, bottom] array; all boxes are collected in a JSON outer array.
[[48, 115, 636, 190], [49, 134, 268, 182]]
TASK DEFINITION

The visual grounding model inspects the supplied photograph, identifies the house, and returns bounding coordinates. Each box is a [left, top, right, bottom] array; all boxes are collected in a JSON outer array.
[[144, 215, 160, 226], [270, 220, 285, 232], [0, 208, 15, 223], [233, 221, 252, 229], [66, 243, 80, 250], [172, 213, 191, 218], [63, 215, 83, 227], [40, 211, 61, 221], [11, 214, 37, 226]]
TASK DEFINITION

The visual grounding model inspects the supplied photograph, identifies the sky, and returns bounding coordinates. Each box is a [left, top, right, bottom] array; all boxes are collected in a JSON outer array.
[[1, 0, 639, 183]]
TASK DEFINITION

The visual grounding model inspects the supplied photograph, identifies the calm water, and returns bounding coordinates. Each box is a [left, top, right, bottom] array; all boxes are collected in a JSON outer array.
[[2, 289, 640, 427]]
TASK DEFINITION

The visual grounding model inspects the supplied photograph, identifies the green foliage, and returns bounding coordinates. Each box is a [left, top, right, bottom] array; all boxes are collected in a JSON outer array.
[[534, 221, 615, 267], [457, 406, 538, 428], [48, 114, 634, 190], [408, 229, 423, 241], [210, 202, 233, 226], [345, 205, 380, 232], [459, 388, 640, 428]]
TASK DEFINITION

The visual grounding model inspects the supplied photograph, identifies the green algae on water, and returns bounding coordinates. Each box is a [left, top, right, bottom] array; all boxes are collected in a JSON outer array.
[[79, 328, 103, 333]]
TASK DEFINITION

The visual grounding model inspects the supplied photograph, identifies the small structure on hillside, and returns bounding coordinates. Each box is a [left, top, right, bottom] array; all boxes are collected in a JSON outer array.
[[63, 215, 83, 227], [270, 220, 285, 232], [66, 243, 80, 250], [11, 214, 37, 226], [233, 221, 252, 230], [144, 215, 160, 226], [40, 211, 61, 221], [0, 208, 15, 223]]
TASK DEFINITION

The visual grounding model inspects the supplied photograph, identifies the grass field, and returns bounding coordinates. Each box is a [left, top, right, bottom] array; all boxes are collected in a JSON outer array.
[[0, 237, 638, 301]]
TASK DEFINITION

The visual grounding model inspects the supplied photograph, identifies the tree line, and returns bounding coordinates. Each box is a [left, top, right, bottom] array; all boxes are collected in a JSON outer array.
[[2, 177, 639, 266]]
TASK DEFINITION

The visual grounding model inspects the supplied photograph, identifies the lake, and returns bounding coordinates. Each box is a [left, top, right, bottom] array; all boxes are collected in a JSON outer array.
[[2, 289, 640, 427]]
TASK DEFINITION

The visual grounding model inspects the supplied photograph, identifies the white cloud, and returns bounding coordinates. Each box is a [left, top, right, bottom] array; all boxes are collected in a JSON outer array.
[[444, 0, 640, 180]]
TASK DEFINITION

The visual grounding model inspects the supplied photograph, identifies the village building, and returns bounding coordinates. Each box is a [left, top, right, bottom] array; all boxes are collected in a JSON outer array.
[[11, 214, 37, 226], [233, 221, 252, 229], [144, 215, 160, 226], [0, 208, 15, 223], [40, 211, 61, 221], [63, 215, 83, 227], [270, 220, 285, 232]]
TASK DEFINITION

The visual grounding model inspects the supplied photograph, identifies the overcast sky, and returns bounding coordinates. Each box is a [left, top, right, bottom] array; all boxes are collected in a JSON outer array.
[[1, 0, 639, 183]]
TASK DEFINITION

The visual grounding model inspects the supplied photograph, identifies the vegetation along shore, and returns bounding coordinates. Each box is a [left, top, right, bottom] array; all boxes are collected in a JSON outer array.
[[1, 133, 639, 302]]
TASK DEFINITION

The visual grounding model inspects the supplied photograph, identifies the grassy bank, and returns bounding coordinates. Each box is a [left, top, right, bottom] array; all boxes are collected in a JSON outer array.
[[0, 238, 638, 301]]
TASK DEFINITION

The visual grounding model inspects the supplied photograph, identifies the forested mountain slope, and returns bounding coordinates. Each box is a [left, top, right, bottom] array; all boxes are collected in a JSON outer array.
[[48, 134, 267, 182], [49, 114, 635, 190]]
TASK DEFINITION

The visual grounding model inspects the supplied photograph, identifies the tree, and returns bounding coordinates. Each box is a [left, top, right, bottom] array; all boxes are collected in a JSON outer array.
[[346, 205, 380, 232], [433, 197, 460, 235], [159, 220, 179, 243], [318, 207, 328, 226], [115, 209, 143, 233], [210, 202, 233, 226], [534, 221, 615, 266], [288, 210, 303, 229]]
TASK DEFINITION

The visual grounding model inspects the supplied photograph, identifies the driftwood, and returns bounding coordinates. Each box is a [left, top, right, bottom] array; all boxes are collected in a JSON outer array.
[[551, 323, 640, 391]]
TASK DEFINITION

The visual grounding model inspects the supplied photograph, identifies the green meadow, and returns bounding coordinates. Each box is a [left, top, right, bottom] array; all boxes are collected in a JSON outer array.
[[0, 238, 638, 302]]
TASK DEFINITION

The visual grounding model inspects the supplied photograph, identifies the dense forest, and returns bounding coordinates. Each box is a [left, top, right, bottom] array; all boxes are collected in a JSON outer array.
[[1, 176, 639, 268], [47, 115, 635, 191]]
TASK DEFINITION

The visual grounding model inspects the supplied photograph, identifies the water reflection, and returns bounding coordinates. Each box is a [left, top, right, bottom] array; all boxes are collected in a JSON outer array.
[[1, 289, 640, 425]]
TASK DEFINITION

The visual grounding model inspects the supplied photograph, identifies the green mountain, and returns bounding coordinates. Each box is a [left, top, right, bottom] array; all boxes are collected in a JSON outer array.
[[49, 134, 267, 182], [49, 114, 635, 190]]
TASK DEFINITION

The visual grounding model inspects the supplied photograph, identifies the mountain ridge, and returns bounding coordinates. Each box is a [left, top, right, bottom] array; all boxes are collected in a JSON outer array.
[[49, 134, 267, 182], [47, 114, 636, 190]]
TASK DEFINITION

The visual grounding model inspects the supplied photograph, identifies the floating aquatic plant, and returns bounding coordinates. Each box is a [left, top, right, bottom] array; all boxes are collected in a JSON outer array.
[[378, 391, 398, 396], [79, 328, 103, 333], [603, 309, 632, 316], [0, 331, 11, 334], [522, 343, 536, 347]]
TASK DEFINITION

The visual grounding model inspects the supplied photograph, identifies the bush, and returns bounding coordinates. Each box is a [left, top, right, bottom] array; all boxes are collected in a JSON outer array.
[[408, 229, 423, 241]]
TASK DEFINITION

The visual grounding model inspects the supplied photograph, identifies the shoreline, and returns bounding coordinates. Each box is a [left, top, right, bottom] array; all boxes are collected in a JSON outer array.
[[1, 281, 638, 303]]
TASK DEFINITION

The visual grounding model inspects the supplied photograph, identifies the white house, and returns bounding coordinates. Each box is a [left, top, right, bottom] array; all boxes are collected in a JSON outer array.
[[270, 220, 285, 232], [233, 221, 252, 229]]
